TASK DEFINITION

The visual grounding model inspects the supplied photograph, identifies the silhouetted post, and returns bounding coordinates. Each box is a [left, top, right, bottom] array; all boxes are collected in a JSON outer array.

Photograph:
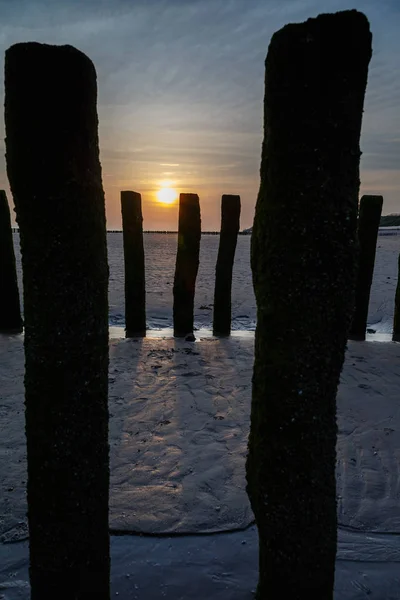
[[121, 191, 146, 337], [5, 43, 110, 600], [0, 190, 23, 333], [213, 194, 241, 335], [246, 11, 372, 598], [393, 254, 400, 341], [173, 193, 201, 337], [349, 195, 383, 340]]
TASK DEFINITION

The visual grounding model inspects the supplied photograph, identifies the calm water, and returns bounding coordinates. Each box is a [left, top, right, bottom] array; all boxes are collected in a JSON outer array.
[[12, 232, 400, 333]]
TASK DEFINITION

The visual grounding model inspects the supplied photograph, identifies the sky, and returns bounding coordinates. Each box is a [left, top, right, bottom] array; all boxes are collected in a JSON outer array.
[[0, 0, 399, 231]]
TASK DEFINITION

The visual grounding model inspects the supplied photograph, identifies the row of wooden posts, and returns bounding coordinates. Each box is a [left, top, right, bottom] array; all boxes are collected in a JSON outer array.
[[2, 188, 398, 342], [0, 9, 390, 598], [123, 190, 400, 342], [121, 190, 240, 338], [1, 189, 241, 337]]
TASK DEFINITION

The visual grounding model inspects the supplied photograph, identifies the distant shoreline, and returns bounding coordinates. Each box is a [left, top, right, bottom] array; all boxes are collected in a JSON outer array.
[[11, 228, 253, 235], [107, 230, 253, 235], [11, 227, 400, 235]]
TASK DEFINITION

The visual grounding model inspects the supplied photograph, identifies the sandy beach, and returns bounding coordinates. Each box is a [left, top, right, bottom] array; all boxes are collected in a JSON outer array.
[[1, 0, 399, 595], [1, 233, 400, 598], [12, 231, 400, 334], [1, 331, 400, 598]]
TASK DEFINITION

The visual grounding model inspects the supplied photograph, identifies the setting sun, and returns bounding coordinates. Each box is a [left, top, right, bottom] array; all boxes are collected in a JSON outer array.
[[156, 186, 178, 205]]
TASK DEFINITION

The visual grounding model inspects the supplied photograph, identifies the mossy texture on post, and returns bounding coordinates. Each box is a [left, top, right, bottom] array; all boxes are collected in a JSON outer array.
[[121, 191, 146, 337], [5, 43, 110, 600], [213, 194, 241, 335], [246, 11, 372, 599], [0, 190, 22, 333], [349, 195, 383, 340], [173, 193, 201, 337], [393, 254, 400, 341]]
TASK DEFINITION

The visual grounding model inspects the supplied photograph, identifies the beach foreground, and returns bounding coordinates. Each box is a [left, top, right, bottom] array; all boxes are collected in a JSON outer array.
[[1, 334, 400, 597]]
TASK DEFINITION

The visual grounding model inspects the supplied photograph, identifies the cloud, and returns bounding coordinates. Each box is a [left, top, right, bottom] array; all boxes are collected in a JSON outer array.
[[0, 0, 398, 228]]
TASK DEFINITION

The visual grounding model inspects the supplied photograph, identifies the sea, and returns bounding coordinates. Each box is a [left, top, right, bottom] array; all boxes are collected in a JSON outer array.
[[12, 231, 400, 336]]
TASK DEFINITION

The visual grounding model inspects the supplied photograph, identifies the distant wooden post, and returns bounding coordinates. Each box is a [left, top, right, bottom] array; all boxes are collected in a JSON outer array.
[[349, 194, 383, 340], [0, 190, 23, 333], [173, 193, 201, 337], [213, 194, 241, 335], [393, 254, 400, 341], [246, 10, 372, 598], [121, 191, 146, 337], [5, 42, 110, 600]]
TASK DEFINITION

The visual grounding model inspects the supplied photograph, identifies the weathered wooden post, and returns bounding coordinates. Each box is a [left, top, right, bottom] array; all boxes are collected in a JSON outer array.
[[349, 194, 383, 340], [0, 190, 23, 333], [121, 190, 146, 337], [246, 10, 372, 598], [5, 43, 110, 600], [213, 194, 241, 335], [173, 193, 201, 337], [393, 254, 400, 341]]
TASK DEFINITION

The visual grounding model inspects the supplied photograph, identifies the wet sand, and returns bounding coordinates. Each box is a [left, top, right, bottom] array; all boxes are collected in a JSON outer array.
[[12, 232, 400, 333], [2, 232, 400, 597], [1, 334, 400, 598]]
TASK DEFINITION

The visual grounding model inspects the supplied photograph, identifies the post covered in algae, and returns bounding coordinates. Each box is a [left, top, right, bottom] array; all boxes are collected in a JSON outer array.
[[213, 194, 241, 336], [5, 43, 110, 599], [0, 190, 23, 333], [246, 11, 372, 598], [121, 190, 146, 337], [350, 194, 383, 340], [173, 193, 201, 337]]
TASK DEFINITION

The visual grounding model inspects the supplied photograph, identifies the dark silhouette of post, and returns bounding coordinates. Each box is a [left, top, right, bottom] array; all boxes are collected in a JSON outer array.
[[0, 190, 23, 333], [5, 43, 110, 600], [349, 195, 383, 340], [246, 10, 372, 598], [121, 191, 146, 337], [173, 193, 201, 337], [213, 194, 241, 335], [393, 254, 400, 341]]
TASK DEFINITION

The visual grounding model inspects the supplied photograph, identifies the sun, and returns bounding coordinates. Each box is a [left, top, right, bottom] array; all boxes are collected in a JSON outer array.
[[156, 186, 178, 205]]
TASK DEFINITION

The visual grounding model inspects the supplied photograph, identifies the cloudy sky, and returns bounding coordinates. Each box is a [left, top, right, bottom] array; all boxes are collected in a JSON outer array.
[[0, 0, 399, 230]]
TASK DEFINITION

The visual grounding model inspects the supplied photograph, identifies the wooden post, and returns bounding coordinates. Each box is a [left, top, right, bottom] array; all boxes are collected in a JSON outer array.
[[173, 193, 201, 337], [246, 11, 372, 598], [349, 194, 383, 340], [121, 191, 146, 337], [0, 190, 23, 333], [393, 254, 400, 341], [213, 194, 241, 335], [5, 42, 110, 600]]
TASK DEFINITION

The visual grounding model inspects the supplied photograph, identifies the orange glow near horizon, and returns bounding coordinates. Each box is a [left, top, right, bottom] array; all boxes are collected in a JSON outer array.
[[156, 181, 179, 205]]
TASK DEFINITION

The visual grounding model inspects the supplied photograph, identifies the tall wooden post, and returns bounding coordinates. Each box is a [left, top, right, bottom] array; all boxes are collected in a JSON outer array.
[[0, 190, 23, 333], [5, 42, 110, 600], [173, 193, 201, 337], [349, 194, 383, 340], [213, 194, 241, 335], [246, 11, 372, 598], [121, 190, 146, 337]]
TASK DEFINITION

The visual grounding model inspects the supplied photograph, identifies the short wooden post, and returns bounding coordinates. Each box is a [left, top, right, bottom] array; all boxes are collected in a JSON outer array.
[[0, 190, 23, 333], [393, 253, 400, 341], [173, 193, 201, 337], [121, 190, 146, 337], [5, 42, 110, 600], [349, 194, 383, 340], [213, 194, 241, 335]]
